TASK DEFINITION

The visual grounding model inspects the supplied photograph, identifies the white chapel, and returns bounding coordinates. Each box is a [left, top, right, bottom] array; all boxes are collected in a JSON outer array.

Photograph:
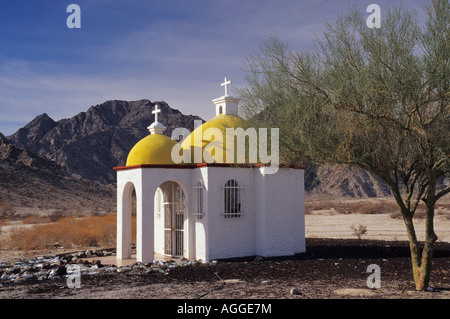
[[115, 78, 306, 263]]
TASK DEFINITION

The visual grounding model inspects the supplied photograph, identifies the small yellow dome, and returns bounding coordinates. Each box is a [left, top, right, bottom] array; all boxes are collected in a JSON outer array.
[[126, 133, 178, 166], [180, 114, 254, 164]]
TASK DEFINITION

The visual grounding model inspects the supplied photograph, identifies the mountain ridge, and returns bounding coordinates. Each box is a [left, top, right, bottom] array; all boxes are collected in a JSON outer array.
[[0, 132, 114, 211], [5, 99, 391, 199], [7, 99, 204, 184]]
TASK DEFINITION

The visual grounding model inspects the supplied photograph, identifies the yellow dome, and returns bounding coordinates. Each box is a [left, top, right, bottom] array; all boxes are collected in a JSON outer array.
[[180, 114, 255, 164], [126, 133, 178, 166]]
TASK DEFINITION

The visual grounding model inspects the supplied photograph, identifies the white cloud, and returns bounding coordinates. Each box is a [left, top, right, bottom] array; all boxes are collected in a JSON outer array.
[[0, 58, 223, 135], [0, 0, 427, 136]]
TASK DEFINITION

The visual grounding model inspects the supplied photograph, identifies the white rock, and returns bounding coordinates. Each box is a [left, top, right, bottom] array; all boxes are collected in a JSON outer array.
[[21, 272, 34, 279]]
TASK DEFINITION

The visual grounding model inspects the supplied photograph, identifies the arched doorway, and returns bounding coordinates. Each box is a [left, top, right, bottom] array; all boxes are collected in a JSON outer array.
[[159, 181, 185, 257], [118, 181, 137, 260]]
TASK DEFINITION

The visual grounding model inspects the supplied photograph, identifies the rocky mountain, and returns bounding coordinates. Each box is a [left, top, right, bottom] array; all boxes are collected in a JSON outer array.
[[1, 132, 57, 169], [305, 164, 391, 198], [5, 99, 393, 199], [7, 100, 203, 184], [0, 133, 114, 211]]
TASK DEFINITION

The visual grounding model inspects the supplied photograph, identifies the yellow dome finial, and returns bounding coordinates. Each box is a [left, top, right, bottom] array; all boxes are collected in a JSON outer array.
[[126, 103, 179, 166], [147, 104, 166, 135]]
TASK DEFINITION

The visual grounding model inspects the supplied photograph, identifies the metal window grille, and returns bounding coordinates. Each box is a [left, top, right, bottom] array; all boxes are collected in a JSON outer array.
[[223, 179, 243, 218]]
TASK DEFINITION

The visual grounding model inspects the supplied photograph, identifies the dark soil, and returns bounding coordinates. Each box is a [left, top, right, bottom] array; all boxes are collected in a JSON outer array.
[[1, 238, 449, 299]]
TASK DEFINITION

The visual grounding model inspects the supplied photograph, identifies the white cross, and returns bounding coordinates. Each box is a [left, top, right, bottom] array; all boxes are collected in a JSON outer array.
[[221, 77, 232, 96], [152, 104, 161, 122]]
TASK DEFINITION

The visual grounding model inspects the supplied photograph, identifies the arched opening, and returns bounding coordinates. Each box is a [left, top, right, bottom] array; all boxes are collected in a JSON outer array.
[[130, 188, 137, 252], [119, 182, 137, 260], [218, 105, 223, 114], [157, 181, 186, 257]]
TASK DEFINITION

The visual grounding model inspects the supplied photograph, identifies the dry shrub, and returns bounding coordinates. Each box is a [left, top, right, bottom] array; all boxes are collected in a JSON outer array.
[[8, 215, 136, 252], [21, 215, 51, 225], [388, 202, 436, 220], [91, 207, 99, 216], [306, 199, 400, 215], [306, 198, 448, 219], [351, 224, 368, 239], [49, 210, 70, 222], [346, 201, 398, 215], [305, 201, 335, 214], [0, 218, 10, 227], [357, 202, 380, 214], [413, 208, 427, 219], [390, 210, 402, 219], [305, 203, 314, 214], [0, 202, 16, 219]]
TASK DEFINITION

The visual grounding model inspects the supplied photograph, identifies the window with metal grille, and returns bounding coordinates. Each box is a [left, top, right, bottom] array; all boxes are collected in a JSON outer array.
[[193, 179, 204, 219], [223, 179, 242, 218]]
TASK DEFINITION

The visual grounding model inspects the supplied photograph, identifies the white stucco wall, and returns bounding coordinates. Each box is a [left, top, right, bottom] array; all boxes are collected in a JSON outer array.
[[142, 168, 192, 262], [206, 167, 256, 260], [154, 187, 164, 255], [191, 167, 208, 261], [117, 169, 142, 260], [117, 167, 193, 263], [117, 165, 305, 263], [255, 167, 305, 257]]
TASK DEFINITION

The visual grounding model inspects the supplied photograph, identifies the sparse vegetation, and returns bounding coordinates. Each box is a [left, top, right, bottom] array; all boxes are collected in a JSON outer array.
[[306, 199, 450, 221], [306, 199, 400, 215], [0, 202, 16, 220], [48, 210, 71, 222], [351, 224, 368, 239], [5, 214, 136, 252], [240, 0, 449, 290], [390, 210, 402, 220], [21, 215, 51, 225]]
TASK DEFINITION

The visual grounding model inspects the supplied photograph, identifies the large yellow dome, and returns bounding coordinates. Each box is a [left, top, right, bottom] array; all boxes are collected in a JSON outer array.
[[126, 133, 178, 166], [180, 114, 255, 164]]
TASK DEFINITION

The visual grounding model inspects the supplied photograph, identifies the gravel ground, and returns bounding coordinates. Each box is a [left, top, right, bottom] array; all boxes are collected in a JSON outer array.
[[0, 238, 449, 300]]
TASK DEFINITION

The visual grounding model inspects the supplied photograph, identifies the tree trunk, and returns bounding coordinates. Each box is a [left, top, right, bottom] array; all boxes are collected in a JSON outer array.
[[415, 200, 438, 290], [402, 199, 438, 291], [402, 212, 421, 287]]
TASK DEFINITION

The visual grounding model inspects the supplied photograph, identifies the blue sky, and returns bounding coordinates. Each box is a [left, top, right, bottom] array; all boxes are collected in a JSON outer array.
[[0, 0, 427, 135]]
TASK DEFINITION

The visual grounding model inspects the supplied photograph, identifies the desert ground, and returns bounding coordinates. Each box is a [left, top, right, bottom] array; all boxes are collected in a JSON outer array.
[[0, 197, 449, 300], [306, 207, 450, 243]]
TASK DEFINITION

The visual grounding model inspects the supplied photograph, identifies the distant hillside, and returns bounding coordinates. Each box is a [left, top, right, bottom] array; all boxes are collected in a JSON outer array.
[[0, 133, 114, 211], [5, 99, 394, 199], [305, 164, 391, 198], [8, 100, 203, 184]]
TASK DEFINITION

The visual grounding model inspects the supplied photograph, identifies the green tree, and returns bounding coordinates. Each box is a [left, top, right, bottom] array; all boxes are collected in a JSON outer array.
[[239, 1, 449, 291]]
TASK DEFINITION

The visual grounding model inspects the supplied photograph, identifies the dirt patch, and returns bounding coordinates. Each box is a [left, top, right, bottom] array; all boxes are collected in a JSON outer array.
[[1, 238, 449, 299]]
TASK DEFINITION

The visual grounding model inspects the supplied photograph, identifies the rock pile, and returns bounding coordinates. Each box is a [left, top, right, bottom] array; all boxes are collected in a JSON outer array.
[[0, 248, 199, 284]]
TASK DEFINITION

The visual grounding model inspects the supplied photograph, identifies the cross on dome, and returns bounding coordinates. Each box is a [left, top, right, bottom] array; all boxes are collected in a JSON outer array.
[[213, 77, 240, 116], [221, 77, 232, 96], [148, 104, 166, 135], [152, 104, 161, 123]]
